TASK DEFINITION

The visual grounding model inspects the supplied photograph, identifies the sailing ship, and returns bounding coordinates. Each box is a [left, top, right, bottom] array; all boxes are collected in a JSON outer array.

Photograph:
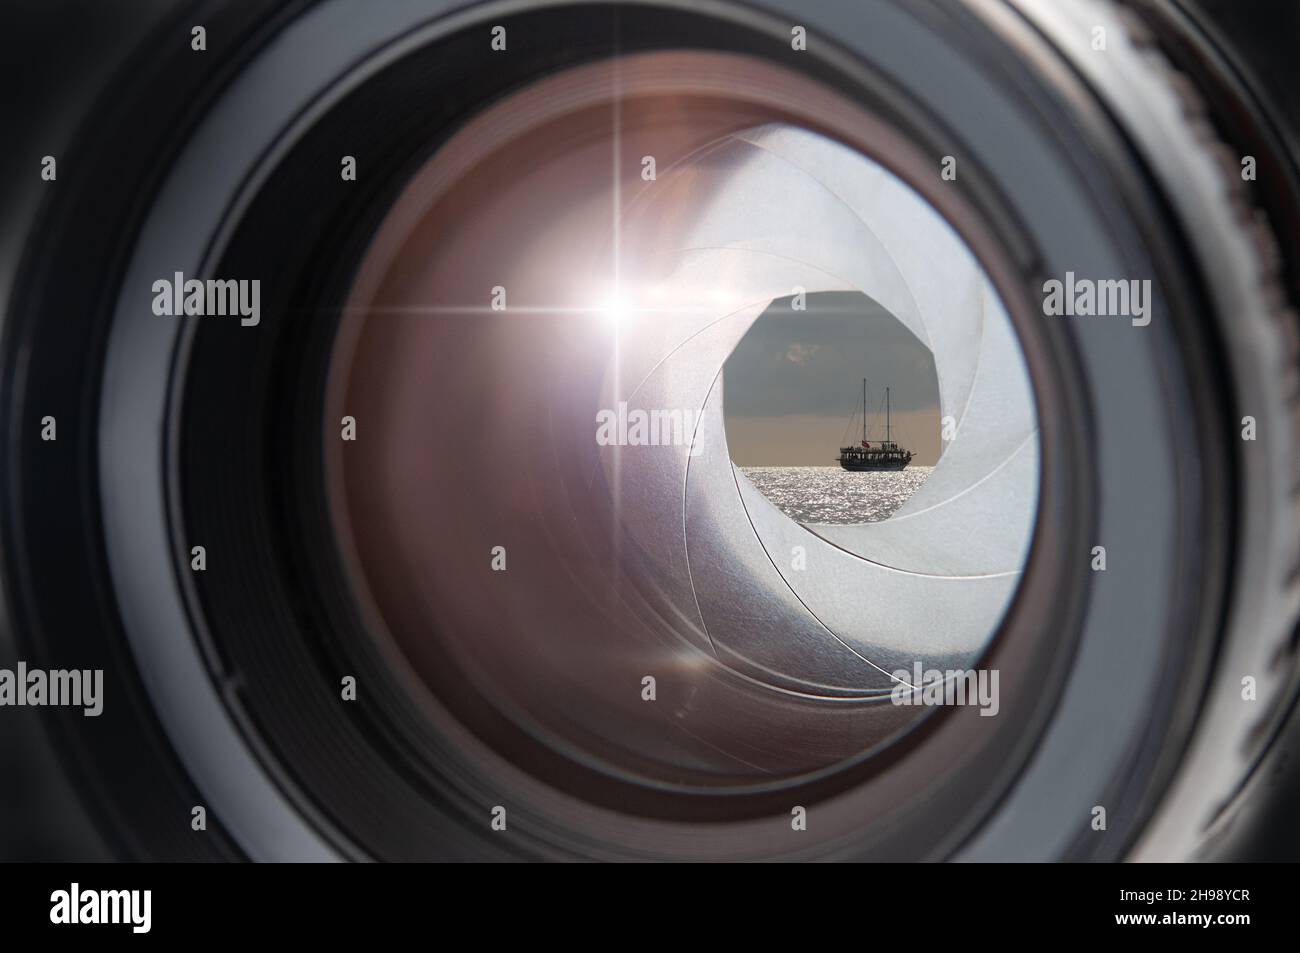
[[837, 379, 913, 472]]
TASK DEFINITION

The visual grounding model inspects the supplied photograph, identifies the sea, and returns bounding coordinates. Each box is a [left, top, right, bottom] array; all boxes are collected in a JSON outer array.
[[739, 466, 934, 525]]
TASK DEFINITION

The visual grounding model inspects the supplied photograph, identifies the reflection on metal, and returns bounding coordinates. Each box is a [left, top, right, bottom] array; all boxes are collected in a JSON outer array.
[[601, 124, 1040, 694], [333, 56, 1041, 782]]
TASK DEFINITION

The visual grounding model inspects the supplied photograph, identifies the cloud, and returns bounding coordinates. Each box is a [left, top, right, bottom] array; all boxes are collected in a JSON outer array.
[[723, 291, 940, 419], [783, 342, 822, 365]]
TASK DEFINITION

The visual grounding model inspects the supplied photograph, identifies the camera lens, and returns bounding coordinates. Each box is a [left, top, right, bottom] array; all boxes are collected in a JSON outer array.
[[5, 0, 1299, 862], [326, 52, 1042, 802]]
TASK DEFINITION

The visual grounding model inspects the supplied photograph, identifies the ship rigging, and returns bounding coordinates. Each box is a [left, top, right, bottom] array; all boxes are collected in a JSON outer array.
[[837, 379, 913, 472]]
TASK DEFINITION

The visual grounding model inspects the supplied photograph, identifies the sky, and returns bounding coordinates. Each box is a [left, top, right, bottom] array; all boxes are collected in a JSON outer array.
[[722, 292, 942, 466]]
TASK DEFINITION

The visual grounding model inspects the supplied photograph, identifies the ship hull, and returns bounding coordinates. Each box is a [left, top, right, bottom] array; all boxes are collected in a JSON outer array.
[[839, 459, 910, 472]]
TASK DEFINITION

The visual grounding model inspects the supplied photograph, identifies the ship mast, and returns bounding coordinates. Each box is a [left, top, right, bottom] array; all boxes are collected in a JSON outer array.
[[862, 379, 867, 446], [886, 386, 892, 448]]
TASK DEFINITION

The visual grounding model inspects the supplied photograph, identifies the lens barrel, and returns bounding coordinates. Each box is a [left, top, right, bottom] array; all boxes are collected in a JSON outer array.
[[2, 0, 1298, 861]]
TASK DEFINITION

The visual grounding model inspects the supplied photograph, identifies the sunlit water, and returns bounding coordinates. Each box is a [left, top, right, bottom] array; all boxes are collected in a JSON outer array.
[[739, 466, 934, 525]]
